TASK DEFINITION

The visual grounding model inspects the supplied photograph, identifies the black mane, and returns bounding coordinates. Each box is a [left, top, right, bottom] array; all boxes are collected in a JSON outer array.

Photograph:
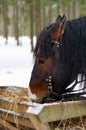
[[62, 17, 86, 77], [34, 23, 54, 57]]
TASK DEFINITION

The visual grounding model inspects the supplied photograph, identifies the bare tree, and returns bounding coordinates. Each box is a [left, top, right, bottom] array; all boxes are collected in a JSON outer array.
[[2, 0, 9, 44], [48, 1, 52, 23], [30, 1, 34, 51], [13, 0, 20, 45], [35, 0, 41, 40]]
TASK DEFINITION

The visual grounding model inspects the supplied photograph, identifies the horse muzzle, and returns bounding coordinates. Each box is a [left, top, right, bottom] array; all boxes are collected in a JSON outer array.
[[28, 87, 50, 103]]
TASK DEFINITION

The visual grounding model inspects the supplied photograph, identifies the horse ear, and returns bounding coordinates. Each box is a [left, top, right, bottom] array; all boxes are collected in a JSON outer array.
[[55, 15, 62, 22], [50, 15, 67, 41]]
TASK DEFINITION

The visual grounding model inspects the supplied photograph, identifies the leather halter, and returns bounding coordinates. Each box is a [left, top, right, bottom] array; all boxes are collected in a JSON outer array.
[[51, 40, 61, 47], [31, 40, 61, 94], [31, 72, 67, 101]]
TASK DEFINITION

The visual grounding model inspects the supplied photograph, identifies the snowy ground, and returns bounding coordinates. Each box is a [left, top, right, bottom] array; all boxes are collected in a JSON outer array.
[[0, 36, 35, 88]]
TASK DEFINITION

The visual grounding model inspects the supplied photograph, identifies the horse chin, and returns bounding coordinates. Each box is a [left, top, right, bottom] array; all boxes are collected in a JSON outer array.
[[32, 94, 49, 103], [28, 87, 49, 103]]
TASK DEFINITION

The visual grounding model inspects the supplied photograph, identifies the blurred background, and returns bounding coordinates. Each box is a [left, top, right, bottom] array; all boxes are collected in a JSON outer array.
[[0, 0, 86, 87], [0, 0, 86, 51]]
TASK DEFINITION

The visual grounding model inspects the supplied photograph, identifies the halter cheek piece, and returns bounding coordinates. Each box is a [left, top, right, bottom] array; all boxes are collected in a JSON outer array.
[[45, 76, 52, 92], [51, 40, 60, 47], [31, 40, 61, 93], [32, 72, 63, 100]]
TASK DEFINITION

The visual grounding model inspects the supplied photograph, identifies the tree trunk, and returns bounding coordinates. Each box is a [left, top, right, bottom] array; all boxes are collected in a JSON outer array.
[[13, 0, 20, 46], [57, 1, 61, 15], [2, 0, 9, 44], [30, 1, 34, 52], [48, 1, 52, 23], [42, 5, 46, 27], [35, 0, 41, 40]]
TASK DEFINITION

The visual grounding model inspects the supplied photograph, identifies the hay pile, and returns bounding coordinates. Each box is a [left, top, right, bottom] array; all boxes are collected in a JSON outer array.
[[0, 86, 86, 130], [0, 86, 30, 102], [53, 116, 86, 130], [0, 86, 31, 130]]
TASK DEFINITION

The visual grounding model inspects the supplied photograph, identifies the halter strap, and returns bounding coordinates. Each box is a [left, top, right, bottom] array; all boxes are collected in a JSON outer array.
[[51, 40, 61, 47]]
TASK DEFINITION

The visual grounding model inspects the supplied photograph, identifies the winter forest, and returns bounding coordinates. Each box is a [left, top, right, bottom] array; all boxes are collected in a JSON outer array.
[[1, 0, 86, 51], [0, 1, 86, 130], [0, 0, 86, 87]]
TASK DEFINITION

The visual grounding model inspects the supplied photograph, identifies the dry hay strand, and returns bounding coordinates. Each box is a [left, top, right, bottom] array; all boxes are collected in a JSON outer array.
[[53, 116, 86, 130], [0, 86, 29, 101], [0, 86, 30, 129]]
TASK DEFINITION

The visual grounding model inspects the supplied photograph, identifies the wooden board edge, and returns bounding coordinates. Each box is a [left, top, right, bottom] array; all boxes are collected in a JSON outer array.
[[38, 100, 86, 122], [0, 109, 34, 129]]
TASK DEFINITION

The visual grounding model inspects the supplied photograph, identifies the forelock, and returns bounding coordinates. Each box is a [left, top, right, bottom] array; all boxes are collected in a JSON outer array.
[[34, 23, 54, 57]]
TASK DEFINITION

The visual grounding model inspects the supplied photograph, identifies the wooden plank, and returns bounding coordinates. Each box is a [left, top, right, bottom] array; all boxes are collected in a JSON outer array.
[[0, 108, 34, 129], [28, 114, 52, 130], [1, 97, 86, 123], [39, 100, 86, 122], [0, 118, 18, 130], [0, 97, 28, 113], [28, 100, 86, 123], [1, 87, 86, 125]]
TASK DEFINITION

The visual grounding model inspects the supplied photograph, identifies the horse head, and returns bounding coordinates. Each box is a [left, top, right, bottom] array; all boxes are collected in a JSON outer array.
[[29, 15, 67, 103]]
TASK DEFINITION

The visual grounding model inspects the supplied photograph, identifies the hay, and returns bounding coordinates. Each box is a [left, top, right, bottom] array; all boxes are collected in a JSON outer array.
[[0, 86, 31, 130], [53, 116, 86, 130], [0, 86, 86, 130], [0, 86, 29, 101]]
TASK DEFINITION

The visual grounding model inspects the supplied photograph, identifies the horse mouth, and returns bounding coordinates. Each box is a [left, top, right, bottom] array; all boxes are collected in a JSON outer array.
[[31, 94, 50, 103], [28, 88, 49, 103], [31, 93, 60, 103]]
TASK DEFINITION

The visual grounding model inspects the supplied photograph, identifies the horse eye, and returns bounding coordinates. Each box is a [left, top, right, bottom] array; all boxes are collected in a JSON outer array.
[[39, 59, 45, 64]]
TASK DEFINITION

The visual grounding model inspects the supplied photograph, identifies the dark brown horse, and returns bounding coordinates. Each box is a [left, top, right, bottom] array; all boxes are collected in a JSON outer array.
[[29, 15, 86, 103]]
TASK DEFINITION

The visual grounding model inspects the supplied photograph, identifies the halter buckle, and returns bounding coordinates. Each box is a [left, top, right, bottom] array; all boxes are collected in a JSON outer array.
[[47, 76, 53, 92], [52, 40, 60, 47], [48, 86, 52, 92]]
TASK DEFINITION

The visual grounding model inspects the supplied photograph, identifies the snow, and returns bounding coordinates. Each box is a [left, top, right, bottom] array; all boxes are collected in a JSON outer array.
[[27, 102, 44, 115], [0, 36, 35, 88]]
